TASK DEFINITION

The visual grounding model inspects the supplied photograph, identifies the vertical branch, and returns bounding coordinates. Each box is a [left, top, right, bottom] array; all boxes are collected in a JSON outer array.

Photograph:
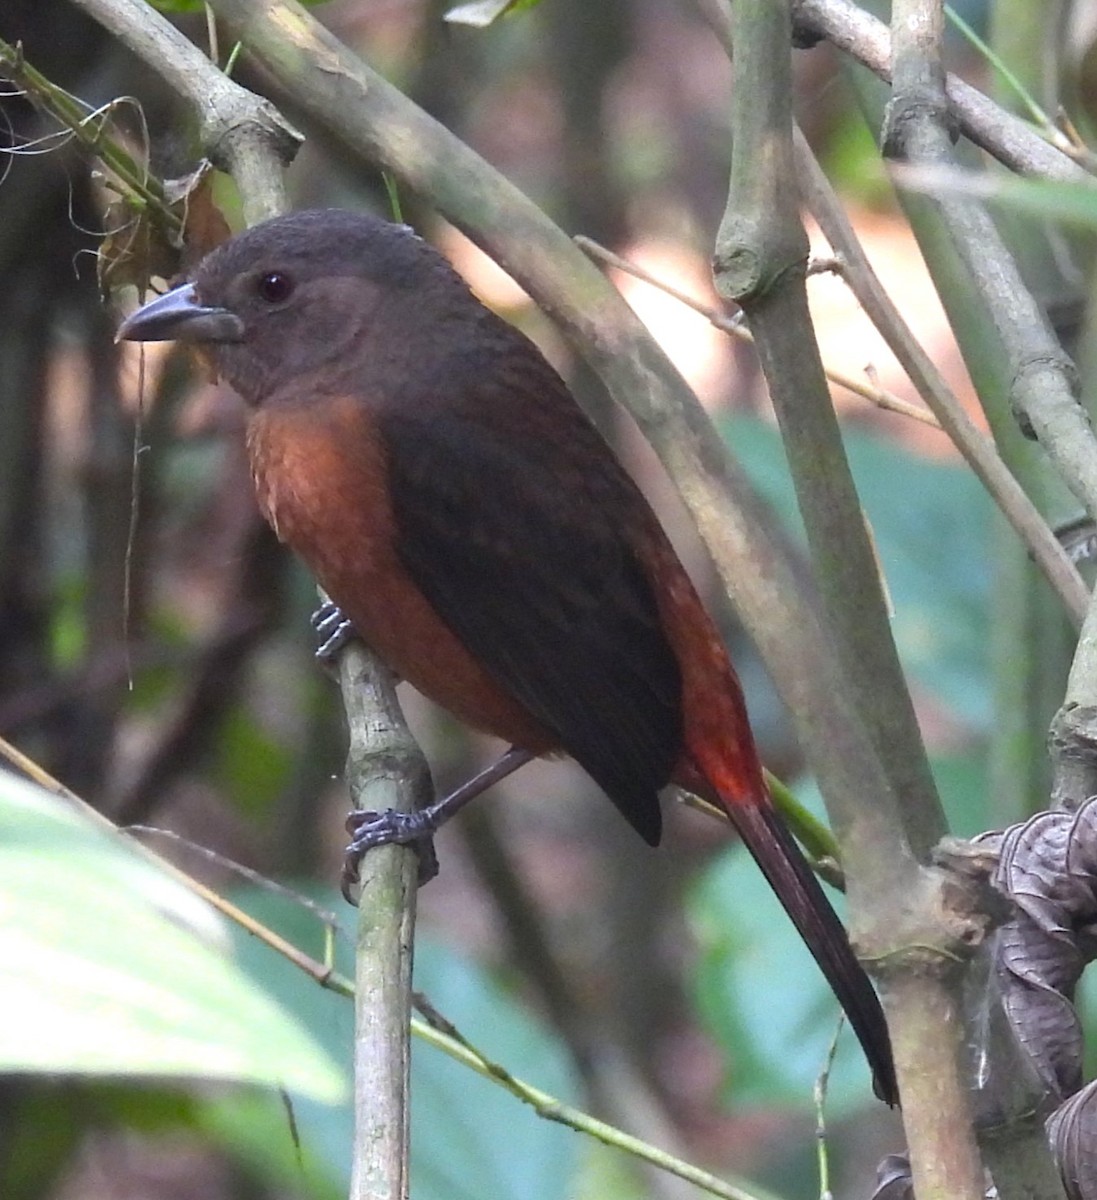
[[984, 0, 1077, 830], [338, 643, 427, 1200], [715, 4, 986, 1199], [881, 3, 1061, 1194], [714, 2, 942, 873], [882, 11, 1097, 526]]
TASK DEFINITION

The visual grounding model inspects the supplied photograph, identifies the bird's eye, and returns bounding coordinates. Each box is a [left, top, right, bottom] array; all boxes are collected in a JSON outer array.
[[256, 271, 294, 303]]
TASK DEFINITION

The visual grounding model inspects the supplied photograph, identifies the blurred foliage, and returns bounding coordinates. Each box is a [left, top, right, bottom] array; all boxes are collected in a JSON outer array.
[[908, 170, 1097, 231], [720, 413, 992, 726], [197, 885, 580, 1200], [0, 773, 342, 1100], [690, 828, 869, 1113]]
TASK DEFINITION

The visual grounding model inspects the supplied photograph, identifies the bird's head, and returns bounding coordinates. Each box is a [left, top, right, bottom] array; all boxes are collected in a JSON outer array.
[[116, 209, 456, 405]]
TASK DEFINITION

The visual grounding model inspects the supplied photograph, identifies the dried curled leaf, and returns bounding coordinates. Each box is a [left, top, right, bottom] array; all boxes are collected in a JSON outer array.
[[167, 165, 232, 271], [97, 202, 179, 298], [99, 161, 230, 299], [981, 805, 1097, 1099], [1047, 1082, 1097, 1200], [1055, 515, 1097, 565], [871, 1153, 914, 1200], [964, 799, 1097, 1198]]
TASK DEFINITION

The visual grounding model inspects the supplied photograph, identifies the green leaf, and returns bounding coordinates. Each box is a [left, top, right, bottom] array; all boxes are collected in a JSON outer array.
[[0, 773, 344, 1103], [821, 110, 890, 207], [445, 0, 542, 28], [201, 887, 580, 1200]]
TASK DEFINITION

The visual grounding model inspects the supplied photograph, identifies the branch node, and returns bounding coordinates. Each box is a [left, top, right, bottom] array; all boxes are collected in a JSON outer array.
[[882, 94, 959, 160], [1050, 703, 1097, 811], [861, 858, 999, 983]]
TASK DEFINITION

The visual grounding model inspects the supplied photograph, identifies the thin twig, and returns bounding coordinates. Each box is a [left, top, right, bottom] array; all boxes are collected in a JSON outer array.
[[412, 993, 779, 1200], [336, 641, 425, 1200], [575, 234, 942, 429], [0, 730, 351, 994], [790, 128, 1088, 627], [0, 36, 178, 232], [943, 3, 1083, 163], [813, 1017, 844, 1200], [113, 518, 279, 824]]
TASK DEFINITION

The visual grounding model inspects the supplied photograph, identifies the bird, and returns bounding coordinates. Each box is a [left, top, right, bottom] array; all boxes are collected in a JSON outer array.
[[116, 207, 897, 1105]]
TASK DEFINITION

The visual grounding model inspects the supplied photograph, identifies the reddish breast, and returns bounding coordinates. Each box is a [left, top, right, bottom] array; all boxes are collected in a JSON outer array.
[[246, 394, 555, 752]]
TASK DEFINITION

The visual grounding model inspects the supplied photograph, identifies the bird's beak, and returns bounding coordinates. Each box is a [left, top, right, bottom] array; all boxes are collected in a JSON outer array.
[[115, 283, 245, 344]]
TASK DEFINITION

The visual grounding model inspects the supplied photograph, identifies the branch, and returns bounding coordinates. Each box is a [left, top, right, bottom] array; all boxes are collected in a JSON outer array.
[[789, 0, 1088, 182], [575, 234, 944, 429], [716, 0, 943, 873], [790, 129, 1088, 627], [882, 4, 1066, 1194], [337, 645, 426, 1200], [1050, 601, 1097, 810], [71, 0, 301, 225], [881, 43, 1097, 534], [0, 36, 179, 233], [715, 4, 991, 1198]]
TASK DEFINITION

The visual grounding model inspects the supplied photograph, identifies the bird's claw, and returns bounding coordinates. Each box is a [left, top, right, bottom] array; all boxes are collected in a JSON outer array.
[[341, 808, 440, 902], [311, 601, 358, 665]]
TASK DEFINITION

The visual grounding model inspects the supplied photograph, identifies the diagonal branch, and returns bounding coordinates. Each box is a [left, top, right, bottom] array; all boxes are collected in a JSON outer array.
[[790, 128, 1088, 627], [72, 0, 301, 225]]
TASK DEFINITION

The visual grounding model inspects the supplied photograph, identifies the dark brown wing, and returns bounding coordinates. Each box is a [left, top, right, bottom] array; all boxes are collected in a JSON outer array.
[[377, 324, 682, 844]]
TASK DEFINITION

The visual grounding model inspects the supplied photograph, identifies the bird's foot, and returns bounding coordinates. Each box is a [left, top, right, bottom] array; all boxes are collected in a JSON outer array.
[[339, 747, 536, 904], [341, 808, 440, 902], [311, 601, 358, 665]]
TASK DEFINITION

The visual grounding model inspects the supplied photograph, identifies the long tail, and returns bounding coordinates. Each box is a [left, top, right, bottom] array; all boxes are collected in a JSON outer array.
[[726, 797, 898, 1106], [641, 536, 896, 1102]]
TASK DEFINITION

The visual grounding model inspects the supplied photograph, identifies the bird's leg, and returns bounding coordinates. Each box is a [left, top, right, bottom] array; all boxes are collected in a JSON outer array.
[[342, 745, 535, 902], [311, 600, 358, 664]]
